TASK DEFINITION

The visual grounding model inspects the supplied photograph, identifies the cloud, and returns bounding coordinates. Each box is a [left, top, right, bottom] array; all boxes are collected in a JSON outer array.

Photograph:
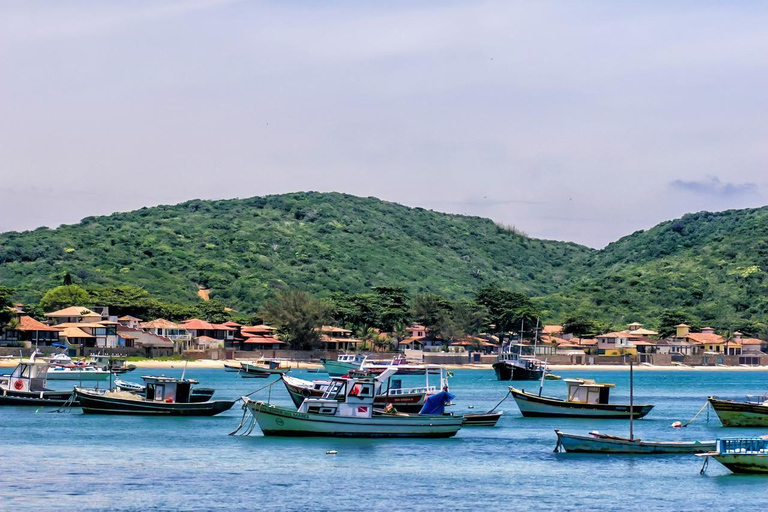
[[668, 176, 759, 197]]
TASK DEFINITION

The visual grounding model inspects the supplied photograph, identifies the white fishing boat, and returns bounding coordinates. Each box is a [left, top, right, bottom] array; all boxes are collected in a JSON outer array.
[[46, 365, 111, 381], [241, 368, 463, 438], [320, 353, 367, 376], [555, 430, 715, 454], [280, 365, 445, 412], [699, 437, 768, 474]]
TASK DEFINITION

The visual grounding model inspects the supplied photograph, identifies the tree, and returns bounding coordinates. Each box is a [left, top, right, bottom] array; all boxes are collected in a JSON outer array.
[[39, 285, 91, 312], [0, 286, 15, 326], [371, 286, 410, 332], [475, 286, 538, 335], [261, 289, 330, 350], [656, 309, 695, 338], [195, 299, 232, 323], [412, 293, 452, 338], [88, 285, 152, 317], [562, 315, 600, 338], [443, 300, 489, 340]]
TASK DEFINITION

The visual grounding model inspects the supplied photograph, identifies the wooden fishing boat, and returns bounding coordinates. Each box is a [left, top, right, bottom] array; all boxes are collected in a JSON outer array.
[[241, 368, 463, 438], [492, 343, 545, 381], [510, 379, 654, 419], [87, 354, 136, 374], [223, 363, 242, 373], [321, 353, 366, 376], [114, 377, 215, 403], [555, 430, 715, 454], [240, 358, 291, 378], [462, 411, 503, 426], [708, 396, 768, 427], [699, 437, 768, 474], [46, 364, 112, 381], [280, 368, 444, 413], [0, 357, 76, 406], [74, 376, 234, 416]]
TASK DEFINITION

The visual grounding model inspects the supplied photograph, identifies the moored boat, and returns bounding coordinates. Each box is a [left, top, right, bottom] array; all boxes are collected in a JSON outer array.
[[699, 437, 768, 474], [280, 366, 445, 413], [223, 363, 242, 372], [75, 376, 234, 416], [492, 343, 545, 381], [555, 430, 715, 454], [320, 353, 366, 376], [510, 379, 654, 419], [241, 368, 463, 438], [462, 411, 503, 426], [114, 377, 215, 403], [708, 396, 768, 427], [240, 358, 291, 378], [0, 357, 76, 406]]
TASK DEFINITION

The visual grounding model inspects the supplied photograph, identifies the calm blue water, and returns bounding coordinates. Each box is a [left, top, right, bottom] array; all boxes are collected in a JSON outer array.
[[2, 368, 768, 511]]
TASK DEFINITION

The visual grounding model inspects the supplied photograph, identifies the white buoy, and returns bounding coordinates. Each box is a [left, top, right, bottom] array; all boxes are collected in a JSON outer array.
[[468, 405, 475, 409], [671, 421, 682, 428], [326, 450, 338, 455]]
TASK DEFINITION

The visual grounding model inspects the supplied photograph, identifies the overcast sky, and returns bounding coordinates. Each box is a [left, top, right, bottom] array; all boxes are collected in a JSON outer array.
[[1, 1, 766, 248]]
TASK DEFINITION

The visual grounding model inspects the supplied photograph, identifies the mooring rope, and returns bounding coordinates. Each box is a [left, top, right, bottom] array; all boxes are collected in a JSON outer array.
[[681, 401, 710, 427], [700, 455, 709, 474], [49, 392, 77, 413], [487, 390, 512, 414]]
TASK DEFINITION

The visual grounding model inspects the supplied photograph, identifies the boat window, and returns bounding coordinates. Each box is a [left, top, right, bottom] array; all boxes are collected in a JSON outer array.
[[349, 383, 373, 398]]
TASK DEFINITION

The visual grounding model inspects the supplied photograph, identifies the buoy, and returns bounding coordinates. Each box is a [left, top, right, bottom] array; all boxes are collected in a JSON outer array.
[[326, 450, 338, 455], [468, 405, 475, 409], [671, 421, 682, 428]]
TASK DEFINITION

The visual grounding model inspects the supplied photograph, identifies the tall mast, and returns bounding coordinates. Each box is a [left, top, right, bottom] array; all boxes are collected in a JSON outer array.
[[629, 360, 634, 441]]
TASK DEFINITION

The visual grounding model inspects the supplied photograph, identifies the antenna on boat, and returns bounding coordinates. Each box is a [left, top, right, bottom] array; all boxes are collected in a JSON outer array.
[[538, 359, 547, 397], [181, 359, 189, 381], [533, 317, 539, 355], [629, 359, 634, 441]]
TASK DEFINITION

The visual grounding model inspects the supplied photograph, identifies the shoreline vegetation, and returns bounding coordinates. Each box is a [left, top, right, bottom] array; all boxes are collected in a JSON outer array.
[[3, 358, 768, 371]]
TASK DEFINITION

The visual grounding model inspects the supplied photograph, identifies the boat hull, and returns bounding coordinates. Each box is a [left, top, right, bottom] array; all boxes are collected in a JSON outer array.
[[712, 455, 768, 474], [74, 390, 234, 416], [555, 430, 715, 454], [510, 388, 654, 419], [708, 397, 768, 427], [493, 362, 542, 381], [462, 412, 503, 426], [245, 400, 463, 438], [321, 360, 360, 377], [0, 389, 76, 406]]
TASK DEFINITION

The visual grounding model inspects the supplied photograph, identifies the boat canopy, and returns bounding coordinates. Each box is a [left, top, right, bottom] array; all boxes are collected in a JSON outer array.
[[419, 390, 454, 415]]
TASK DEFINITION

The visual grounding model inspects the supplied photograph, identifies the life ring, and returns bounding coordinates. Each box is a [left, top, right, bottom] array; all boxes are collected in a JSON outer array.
[[301, 389, 311, 398], [13, 380, 23, 390]]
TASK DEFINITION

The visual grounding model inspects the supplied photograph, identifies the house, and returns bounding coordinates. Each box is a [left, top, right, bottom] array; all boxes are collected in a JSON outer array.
[[316, 325, 363, 351], [44, 306, 103, 325], [397, 337, 424, 351], [406, 323, 429, 339], [735, 332, 767, 354], [117, 315, 143, 329], [140, 319, 191, 352], [596, 331, 637, 356], [181, 319, 235, 344], [117, 326, 174, 357], [676, 325, 741, 356], [237, 325, 285, 351], [0, 316, 62, 347], [56, 321, 119, 348]]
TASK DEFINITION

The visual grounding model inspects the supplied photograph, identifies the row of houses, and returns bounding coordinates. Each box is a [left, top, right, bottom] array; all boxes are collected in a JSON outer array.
[[0, 304, 367, 354]]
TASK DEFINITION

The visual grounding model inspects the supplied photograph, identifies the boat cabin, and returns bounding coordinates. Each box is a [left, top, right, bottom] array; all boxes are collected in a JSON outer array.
[[142, 376, 198, 404], [336, 354, 365, 365], [565, 379, 615, 404], [0, 360, 51, 392], [297, 368, 397, 418]]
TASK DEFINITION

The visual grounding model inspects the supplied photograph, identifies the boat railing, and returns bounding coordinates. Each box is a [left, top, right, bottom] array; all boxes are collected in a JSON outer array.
[[386, 385, 437, 396], [719, 437, 768, 454]]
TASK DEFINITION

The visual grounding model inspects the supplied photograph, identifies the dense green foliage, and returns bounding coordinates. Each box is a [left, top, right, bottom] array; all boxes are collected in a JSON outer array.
[[0, 192, 588, 309], [2, 193, 768, 334]]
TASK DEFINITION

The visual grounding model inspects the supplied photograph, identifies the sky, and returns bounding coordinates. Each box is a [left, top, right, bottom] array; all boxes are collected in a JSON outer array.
[[1, 1, 767, 248]]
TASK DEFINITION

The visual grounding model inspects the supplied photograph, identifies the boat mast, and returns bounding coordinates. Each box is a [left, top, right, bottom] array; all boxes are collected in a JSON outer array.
[[629, 360, 634, 441]]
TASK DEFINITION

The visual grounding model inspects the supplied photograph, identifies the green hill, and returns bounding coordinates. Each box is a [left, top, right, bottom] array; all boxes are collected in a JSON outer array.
[[0, 192, 591, 308], [558, 207, 768, 332], [2, 193, 767, 332]]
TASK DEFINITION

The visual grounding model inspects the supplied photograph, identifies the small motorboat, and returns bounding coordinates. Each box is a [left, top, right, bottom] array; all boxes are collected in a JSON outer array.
[[223, 363, 242, 373], [510, 379, 654, 419], [280, 368, 445, 413], [46, 364, 112, 381], [554, 430, 715, 454], [320, 353, 366, 376], [708, 396, 768, 427], [462, 411, 503, 426], [240, 358, 291, 378], [699, 437, 768, 474], [240, 368, 463, 438], [0, 356, 76, 406], [492, 343, 546, 381], [75, 376, 233, 416], [115, 377, 215, 403], [87, 354, 136, 374]]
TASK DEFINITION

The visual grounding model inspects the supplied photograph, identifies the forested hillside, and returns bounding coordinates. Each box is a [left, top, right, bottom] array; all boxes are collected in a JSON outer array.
[[2, 193, 767, 333], [0, 192, 590, 308]]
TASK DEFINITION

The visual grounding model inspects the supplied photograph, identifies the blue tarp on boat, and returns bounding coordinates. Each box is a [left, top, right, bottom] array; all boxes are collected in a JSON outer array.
[[419, 390, 455, 415]]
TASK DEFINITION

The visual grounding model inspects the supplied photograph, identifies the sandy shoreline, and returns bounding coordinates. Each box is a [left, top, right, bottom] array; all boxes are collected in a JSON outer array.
[[5, 358, 768, 371]]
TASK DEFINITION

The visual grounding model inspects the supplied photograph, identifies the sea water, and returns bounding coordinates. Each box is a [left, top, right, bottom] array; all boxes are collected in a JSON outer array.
[[1, 368, 768, 511]]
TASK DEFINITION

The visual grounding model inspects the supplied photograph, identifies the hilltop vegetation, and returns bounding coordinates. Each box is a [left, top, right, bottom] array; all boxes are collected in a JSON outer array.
[[1, 193, 767, 336], [0, 192, 589, 308]]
